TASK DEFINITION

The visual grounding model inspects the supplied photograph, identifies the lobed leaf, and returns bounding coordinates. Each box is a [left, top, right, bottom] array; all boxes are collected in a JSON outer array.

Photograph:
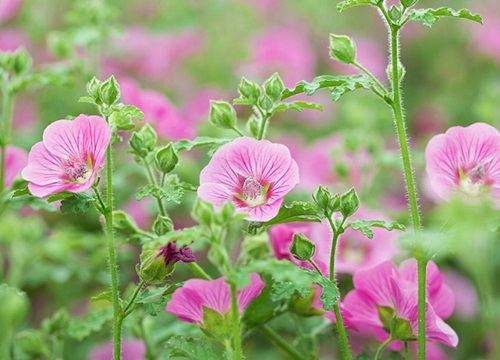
[[347, 219, 406, 239], [337, 0, 376, 13], [273, 101, 323, 113], [260, 201, 323, 231], [164, 336, 220, 360], [174, 137, 232, 153], [408, 7, 482, 28]]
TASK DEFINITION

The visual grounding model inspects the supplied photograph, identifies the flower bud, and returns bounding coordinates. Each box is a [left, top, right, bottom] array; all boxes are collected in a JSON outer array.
[[329, 34, 357, 64], [129, 124, 157, 157], [155, 143, 179, 174], [290, 233, 316, 261], [209, 101, 237, 129], [86, 77, 101, 99], [246, 114, 260, 138], [389, 5, 402, 23], [12, 48, 32, 75], [153, 215, 174, 236], [258, 93, 274, 111], [400, 0, 418, 7], [99, 76, 121, 106], [137, 249, 168, 285], [238, 77, 261, 104], [192, 199, 214, 226], [339, 188, 360, 218], [313, 185, 340, 216], [263, 73, 285, 102]]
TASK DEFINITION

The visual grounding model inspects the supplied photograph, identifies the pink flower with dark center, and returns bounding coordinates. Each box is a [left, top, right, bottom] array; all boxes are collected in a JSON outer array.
[[343, 260, 458, 349], [425, 122, 500, 204], [1, 145, 27, 189], [22, 115, 110, 198], [166, 273, 265, 324], [198, 137, 299, 222]]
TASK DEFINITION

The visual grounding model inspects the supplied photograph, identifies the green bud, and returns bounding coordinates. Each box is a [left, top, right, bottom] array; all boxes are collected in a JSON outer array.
[[200, 307, 233, 341], [12, 48, 32, 75], [86, 77, 101, 99], [192, 199, 214, 227], [129, 124, 157, 157], [109, 110, 135, 131], [155, 143, 179, 174], [238, 77, 261, 103], [389, 5, 402, 23], [329, 34, 356, 64], [16, 330, 50, 357], [290, 287, 326, 317], [137, 249, 168, 284], [258, 93, 274, 111], [113, 210, 140, 237], [339, 188, 360, 218], [312, 185, 340, 216], [0, 284, 29, 329], [99, 75, 120, 105], [153, 215, 174, 236], [400, 0, 418, 8], [246, 114, 260, 138], [387, 61, 406, 82], [209, 100, 237, 129], [290, 233, 316, 261], [263, 72, 285, 102], [47, 32, 73, 58], [377, 305, 394, 333]]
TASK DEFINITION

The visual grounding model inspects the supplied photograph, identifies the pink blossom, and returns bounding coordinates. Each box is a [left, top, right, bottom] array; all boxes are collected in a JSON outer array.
[[443, 270, 479, 319], [470, 11, 500, 63], [166, 273, 265, 324], [0, 29, 29, 52], [0, 0, 22, 23], [425, 122, 500, 204], [1, 145, 28, 189], [90, 339, 146, 360], [119, 78, 193, 140], [22, 115, 111, 198], [343, 260, 458, 349], [198, 137, 299, 222]]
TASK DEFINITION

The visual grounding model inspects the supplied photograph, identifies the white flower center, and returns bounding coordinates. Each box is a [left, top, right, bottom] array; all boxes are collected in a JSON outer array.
[[340, 239, 367, 264], [459, 164, 487, 196], [64, 158, 92, 184], [242, 177, 267, 208]]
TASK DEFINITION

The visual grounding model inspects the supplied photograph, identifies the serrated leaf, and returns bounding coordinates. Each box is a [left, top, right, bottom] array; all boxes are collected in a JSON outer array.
[[347, 219, 406, 239], [11, 186, 30, 197], [60, 192, 94, 214], [120, 104, 144, 121], [164, 336, 220, 360], [67, 308, 112, 341], [47, 191, 76, 203], [302, 268, 339, 310], [282, 75, 373, 101], [233, 97, 254, 105], [273, 101, 323, 113], [408, 7, 482, 28], [136, 285, 181, 316], [261, 201, 323, 231], [337, 0, 375, 13], [174, 137, 232, 152]]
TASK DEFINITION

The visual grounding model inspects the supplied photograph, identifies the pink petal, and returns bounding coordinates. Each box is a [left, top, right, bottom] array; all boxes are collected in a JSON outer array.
[[343, 289, 382, 328], [165, 286, 204, 323], [22, 142, 66, 186], [3, 145, 27, 188], [240, 198, 283, 222], [352, 261, 398, 307], [197, 183, 235, 208], [184, 277, 232, 316], [237, 273, 265, 311]]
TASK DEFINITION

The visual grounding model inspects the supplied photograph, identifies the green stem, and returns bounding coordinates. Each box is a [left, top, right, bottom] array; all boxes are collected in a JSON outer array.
[[374, 337, 393, 360], [93, 186, 106, 213], [230, 283, 242, 360], [353, 61, 387, 94], [232, 126, 245, 137], [143, 159, 167, 216], [224, 339, 234, 360], [259, 326, 303, 360], [387, 23, 425, 360], [123, 279, 146, 316], [0, 88, 13, 193], [256, 107, 270, 141], [188, 262, 212, 280], [103, 144, 121, 360]]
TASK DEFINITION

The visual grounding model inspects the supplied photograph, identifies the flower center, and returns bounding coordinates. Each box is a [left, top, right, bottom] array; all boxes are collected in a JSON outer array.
[[339, 238, 368, 264], [64, 157, 92, 184], [459, 164, 488, 196], [241, 177, 268, 208]]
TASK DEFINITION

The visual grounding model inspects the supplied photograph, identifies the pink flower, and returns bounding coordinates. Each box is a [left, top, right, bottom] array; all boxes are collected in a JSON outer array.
[[90, 339, 145, 360], [425, 122, 500, 204], [443, 270, 479, 319], [0, 0, 22, 23], [22, 115, 111, 198], [119, 78, 193, 140], [1, 145, 28, 189], [166, 273, 265, 324], [198, 137, 299, 222], [343, 260, 458, 349]]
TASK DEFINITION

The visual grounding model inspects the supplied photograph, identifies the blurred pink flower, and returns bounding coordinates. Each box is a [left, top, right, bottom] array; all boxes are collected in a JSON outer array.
[[2, 145, 27, 189], [0, 29, 29, 51], [90, 339, 145, 360], [425, 122, 500, 204], [181, 88, 221, 126], [245, 0, 280, 12], [470, 12, 500, 63], [22, 115, 110, 197], [0, 0, 22, 23], [12, 96, 38, 131], [166, 273, 265, 324], [120, 78, 193, 140], [343, 260, 458, 349], [103, 28, 204, 82], [443, 270, 479, 319], [198, 137, 299, 221]]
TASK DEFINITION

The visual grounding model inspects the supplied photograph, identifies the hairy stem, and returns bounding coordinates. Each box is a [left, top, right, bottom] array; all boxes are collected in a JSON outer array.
[[123, 279, 146, 316], [230, 283, 242, 360], [259, 326, 303, 360], [374, 337, 393, 360], [256, 107, 270, 141], [143, 159, 167, 216]]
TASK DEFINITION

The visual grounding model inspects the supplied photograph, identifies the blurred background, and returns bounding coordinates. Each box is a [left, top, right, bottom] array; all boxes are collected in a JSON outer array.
[[1, 0, 499, 359]]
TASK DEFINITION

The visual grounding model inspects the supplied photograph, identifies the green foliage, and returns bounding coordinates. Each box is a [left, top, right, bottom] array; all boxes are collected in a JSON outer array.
[[282, 75, 374, 101], [59, 192, 94, 214], [242, 282, 287, 326], [257, 201, 323, 232], [174, 137, 232, 154], [339, 188, 360, 218], [98, 75, 120, 105], [408, 8, 482, 28], [7, 195, 56, 212], [135, 175, 195, 204], [329, 34, 357, 64], [155, 143, 179, 174], [263, 73, 285, 102], [129, 123, 158, 158], [347, 219, 406, 239], [337, 0, 376, 13], [164, 336, 220, 359], [135, 285, 181, 316], [209, 100, 238, 130], [273, 101, 323, 113], [312, 186, 340, 217], [67, 308, 113, 341], [290, 233, 316, 261]]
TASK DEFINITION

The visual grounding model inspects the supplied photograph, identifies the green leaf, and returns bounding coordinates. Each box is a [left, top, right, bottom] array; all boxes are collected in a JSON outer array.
[[67, 308, 112, 341], [408, 8, 482, 28], [136, 285, 181, 316], [281, 75, 373, 101], [11, 186, 30, 197], [301, 268, 340, 310], [7, 196, 56, 212], [347, 219, 406, 239], [164, 336, 220, 360], [260, 201, 323, 231], [46, 191, 75, 203], [90, 291, 112, 303], [242, 281, 287, 326], [78, 96, 95, 104], [174, 137, 232, 153], [60, 192, 94, 214], [273, 101, 323, 113], [136, 176, 193, 204], [337, 0, 375, 13]]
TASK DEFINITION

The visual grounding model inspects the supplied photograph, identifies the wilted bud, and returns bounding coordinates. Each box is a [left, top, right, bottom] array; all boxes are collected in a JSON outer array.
[[339, 188, 360, 218], [99, 75, 121, 105], [329, 34, 356, 64], [209, 101, 237, 129], [263, 73, 285, 102], [155, 143, 179, 174], [290, 233, 316, 261]]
